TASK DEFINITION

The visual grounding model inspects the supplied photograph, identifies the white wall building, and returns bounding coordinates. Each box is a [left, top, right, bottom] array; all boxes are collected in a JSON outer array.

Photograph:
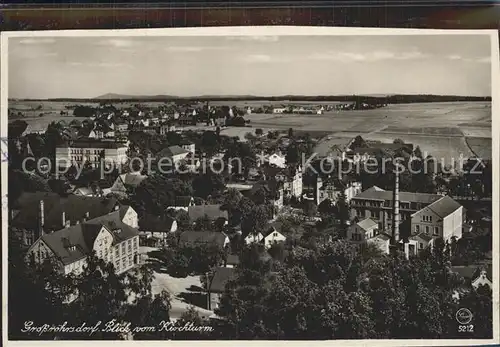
[[26, 210, 140, 276], [410, 196, 463, 242], [56, 139, 128, 169]]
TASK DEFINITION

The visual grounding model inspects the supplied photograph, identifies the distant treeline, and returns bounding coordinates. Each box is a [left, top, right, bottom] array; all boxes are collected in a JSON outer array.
[[15, 94, 491, 104]]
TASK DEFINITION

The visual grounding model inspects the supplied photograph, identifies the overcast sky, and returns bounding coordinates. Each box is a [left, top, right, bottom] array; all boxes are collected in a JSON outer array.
[[8, 34, 492, 99]]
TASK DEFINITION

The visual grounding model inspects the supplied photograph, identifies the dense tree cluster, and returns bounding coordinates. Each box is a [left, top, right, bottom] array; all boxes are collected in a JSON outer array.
[[214, 239, 492, 339], [147, 243, 226, 278], [8, 232, 172, 340]]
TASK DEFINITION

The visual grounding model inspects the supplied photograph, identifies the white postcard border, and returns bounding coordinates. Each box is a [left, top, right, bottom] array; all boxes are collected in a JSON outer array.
[[1, 26, 499, 346]]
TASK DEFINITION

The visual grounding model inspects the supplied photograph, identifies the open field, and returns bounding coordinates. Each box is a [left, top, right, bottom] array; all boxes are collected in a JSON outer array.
[[208, 100, 345, 107], [466, 137, 493, 160], [247, 101, 491, 162], [9, 100, 492, 161]]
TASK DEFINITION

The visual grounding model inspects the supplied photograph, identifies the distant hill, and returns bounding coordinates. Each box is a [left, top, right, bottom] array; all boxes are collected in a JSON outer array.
[[95, 93, 179, 100], [16, 94, 491, 104]]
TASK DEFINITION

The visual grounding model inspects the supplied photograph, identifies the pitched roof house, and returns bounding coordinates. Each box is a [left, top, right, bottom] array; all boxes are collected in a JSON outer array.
[[245, 232, 264, 245], [188, 204, 229, 222], [207, 267, 236, 310], [179, 231, 230, 249], [167, 196, 195, 211], [110, 172, 147, 194], [451, 265, 493, 290], [26, 209, 140, 275], [156, 145, 190, 162], [12, 193, 120, 232], [261, 225, 287, 249]]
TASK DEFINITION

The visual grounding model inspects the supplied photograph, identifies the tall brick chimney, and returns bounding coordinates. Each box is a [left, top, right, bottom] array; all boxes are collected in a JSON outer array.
[[391, 169, 400, 243], [38, 200, 45, 236]]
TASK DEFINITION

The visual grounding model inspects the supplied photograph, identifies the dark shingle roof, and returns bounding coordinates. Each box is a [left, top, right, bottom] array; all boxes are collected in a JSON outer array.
[[226, 254, 240, 266], [188, 204, 228, 221], [451, 266, 481, 280], [353, 186, 441, 205], [179, 231, 228, 247], [410, 232, 433, 242], [39, 210, 138, 265], [426, 196, 462, 218], [119, 172, 147, 187], [209, 267, 235, 293], [138, 214, 175, 232], [173, 196, 193, 207], [452, 265, 492, 283], [157, 145, 189, 158], [374, 233, 391, 241], [12, 193, 119, 231]]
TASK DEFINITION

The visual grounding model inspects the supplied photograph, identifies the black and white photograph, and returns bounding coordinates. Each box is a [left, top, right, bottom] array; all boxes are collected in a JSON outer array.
[[2, 27, 498, 343]]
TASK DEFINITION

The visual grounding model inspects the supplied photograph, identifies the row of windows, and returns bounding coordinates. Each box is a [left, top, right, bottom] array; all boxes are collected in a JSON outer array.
[[415, 225, 440, 235], [70, 149, 103, 155], [115, 254, 135, 272], [354, 200, 422, 210], [351, 233, 362, 241], [354, 209, 412, 221], [67, 260, 85, 273], [115, 238, 139, 257], [69, 155, 99, 162], [422, 215, 433, 222]]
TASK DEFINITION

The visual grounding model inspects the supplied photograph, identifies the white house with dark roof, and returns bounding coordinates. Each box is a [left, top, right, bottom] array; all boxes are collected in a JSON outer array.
[[179, 231, 230, 249], [207, 267, 235, 310], [179, 140, 196, 155], [188, 204, 229, 224], [261, 225, 287, 249], [167, 196, 195, 212], [451, 265, 493, 300], [409, 195, 463, 242], [366, 233, 391, 255], [410, 232, 434, 252], [109, 172, 147, 195], [156, 145, 190, 166], [244, 232, 264, 245], [261, 152, 286, 169], [348, 217, 379, 244], [26, 209, 140, 276], [138, 214, 178, 244]]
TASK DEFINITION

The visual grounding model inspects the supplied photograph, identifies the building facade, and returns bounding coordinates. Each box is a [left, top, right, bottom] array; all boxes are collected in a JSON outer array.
[[350, 186, 463, 242], [56, 139, 128, 169], [26, 210, 140, 276]]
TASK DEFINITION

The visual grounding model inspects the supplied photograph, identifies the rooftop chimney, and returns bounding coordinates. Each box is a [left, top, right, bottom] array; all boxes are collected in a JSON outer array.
[[62, 211, 66, 228], [84, 211, 90, 221], [114, 205, 119, 211]]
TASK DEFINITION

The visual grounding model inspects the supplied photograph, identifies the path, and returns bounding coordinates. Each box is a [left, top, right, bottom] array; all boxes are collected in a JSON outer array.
[[139, 246, 214, 320]]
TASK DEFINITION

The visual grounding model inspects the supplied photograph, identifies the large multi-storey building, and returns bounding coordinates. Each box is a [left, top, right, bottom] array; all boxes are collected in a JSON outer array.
[[317, 177, 362, 205], [25, 206, 140, 276], [56, 139, 128, 169], [350, 186, 463, 242]]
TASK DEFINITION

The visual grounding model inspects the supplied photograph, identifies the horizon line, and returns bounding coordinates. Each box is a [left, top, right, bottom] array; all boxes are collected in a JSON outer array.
[[8, 93, 493, 101]]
